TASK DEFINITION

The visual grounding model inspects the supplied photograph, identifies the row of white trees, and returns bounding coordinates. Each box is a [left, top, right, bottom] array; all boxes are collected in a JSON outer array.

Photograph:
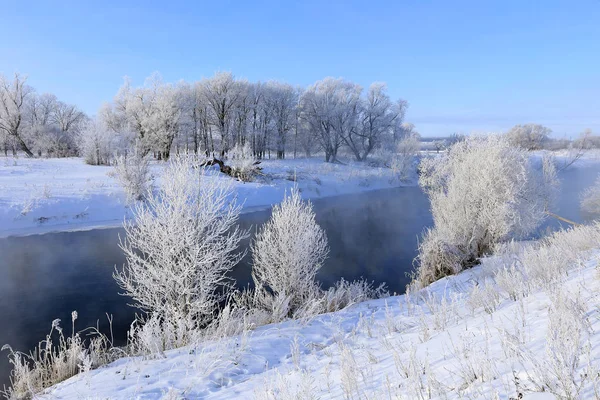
[[0, 73, 86, 157], [90, 72, 412, 164], [506, 123, 598, 152]]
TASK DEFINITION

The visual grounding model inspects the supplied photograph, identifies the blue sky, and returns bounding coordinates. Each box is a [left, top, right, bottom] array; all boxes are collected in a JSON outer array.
[[1, 0, 598, 137]]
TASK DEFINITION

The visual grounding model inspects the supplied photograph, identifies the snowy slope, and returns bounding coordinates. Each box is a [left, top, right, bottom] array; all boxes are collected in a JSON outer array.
[[37, 247, 600, 399], [0, 157, 402, 238]]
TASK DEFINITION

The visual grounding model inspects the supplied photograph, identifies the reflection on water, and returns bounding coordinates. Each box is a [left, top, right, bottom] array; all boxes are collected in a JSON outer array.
[[0, 162, 598, 388]]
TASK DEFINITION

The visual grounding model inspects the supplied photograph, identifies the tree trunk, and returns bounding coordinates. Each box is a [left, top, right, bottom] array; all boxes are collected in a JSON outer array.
[[15, 135, 34, 157]]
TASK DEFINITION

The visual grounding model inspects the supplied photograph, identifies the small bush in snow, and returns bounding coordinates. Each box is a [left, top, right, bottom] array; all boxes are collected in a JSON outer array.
[[110, 149, 153, 203], [251, 188, 329, 314], [580, 174, 600, 217], [494, 264, 530, 301], [114, 155, 248, 340], [467, 280, 501, 314], [415, 134, 557, 286], [1, 312, 115, 400], [322, 278, 389, 313], [226, 142, 258, 182], [391, 134, 419, 181]]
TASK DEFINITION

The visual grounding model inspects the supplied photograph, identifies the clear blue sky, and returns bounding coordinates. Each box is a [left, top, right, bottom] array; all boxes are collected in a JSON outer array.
[[1, 0, 598, 137]]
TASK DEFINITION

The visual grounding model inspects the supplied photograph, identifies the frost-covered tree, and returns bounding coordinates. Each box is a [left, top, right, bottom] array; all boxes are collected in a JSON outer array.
[[226, 141, 258, 181], [111, 149, 153, 203], [252, 189, 329, 311], [506, 123, 551, 151], [77, 118, 114, 165], [115, 155, 247, 324], [26, 93, 57, 156], [300, 78, 359, 162], [580, 174, 600, 216], [177, 81, 213, 155], [202, 72, 240, 154], [416, 135, 557, 286], [107, 74, 180, 159], [348, 83, 403, 161], [33, 100, 85, 157], [391, 133, 420, 180], [267, 81, 298, 159], [0, 73, 35, 157]]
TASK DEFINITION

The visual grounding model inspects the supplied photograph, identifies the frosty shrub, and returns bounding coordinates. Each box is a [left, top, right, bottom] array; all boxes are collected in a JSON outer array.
[[1, 312, 115, 400], [251, 189, 329, 315], [412, 228, 465, 288], [519, 222, 600, 289], [515, 290, 593, 399], [391, 134, 419, 181], [111, 149, 153, 203], [322, 278, 389, 313], [226, 142, 257, 181], [415, 134, 557, 286], [127, 312, 198, 356], [114, 155, 248, 335], [77, 118, 114, 166], [580, 174, 600, 216]]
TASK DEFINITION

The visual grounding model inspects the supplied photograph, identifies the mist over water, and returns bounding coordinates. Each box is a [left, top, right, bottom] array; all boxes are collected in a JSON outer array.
[[0, 163, 598, 389]]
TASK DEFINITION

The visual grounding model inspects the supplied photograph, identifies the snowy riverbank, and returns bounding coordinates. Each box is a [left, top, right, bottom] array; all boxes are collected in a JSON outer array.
[[0, 157, 405, 238], [37, 228, 600, 399]]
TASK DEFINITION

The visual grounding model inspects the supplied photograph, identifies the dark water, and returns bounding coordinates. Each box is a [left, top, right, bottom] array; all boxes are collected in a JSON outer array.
[[0, 186, 432, 389]]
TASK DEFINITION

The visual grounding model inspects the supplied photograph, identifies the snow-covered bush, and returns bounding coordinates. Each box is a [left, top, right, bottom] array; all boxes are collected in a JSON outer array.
[[77, 118, 114, 165], [415, 135, 557, 286], [322, 279, 389, 313], [110, 149, 153, 203], [226, 142, 257, 181], [413, 228, 465, 288], [251, 188, 329, 315], [127, 312, 197, 356], [581, 174, 600, 216], [390, 134, 419, 181], [114, 155, 248, 336], [494, 264, 530, 301]]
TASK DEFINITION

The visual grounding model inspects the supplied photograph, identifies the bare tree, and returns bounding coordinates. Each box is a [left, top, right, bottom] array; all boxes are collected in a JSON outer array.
[[0, 73, 35, 157]]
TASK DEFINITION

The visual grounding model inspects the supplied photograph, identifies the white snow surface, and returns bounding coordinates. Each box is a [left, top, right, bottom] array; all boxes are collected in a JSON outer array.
[[0, 157, 401, 238], [38, 252, 600, 399]]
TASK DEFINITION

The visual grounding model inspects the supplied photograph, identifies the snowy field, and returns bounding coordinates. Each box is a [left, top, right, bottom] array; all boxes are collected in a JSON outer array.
[[0, 156, 402, 238], [37, 230, 600, 399]]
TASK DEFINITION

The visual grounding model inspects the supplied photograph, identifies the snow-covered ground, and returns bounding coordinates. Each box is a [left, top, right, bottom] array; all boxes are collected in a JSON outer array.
[[37, 238, 600, 399], [0, 156, 402, 238]]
